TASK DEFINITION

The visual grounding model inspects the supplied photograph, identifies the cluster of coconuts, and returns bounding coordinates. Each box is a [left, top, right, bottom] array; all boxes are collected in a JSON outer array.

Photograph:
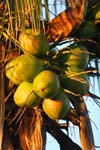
[[5, 26, 91, 120], [5, 29, 71, 120], [5, 3, 99, 120], [55, 43, 90, 96], [57, 4, 100, 96]]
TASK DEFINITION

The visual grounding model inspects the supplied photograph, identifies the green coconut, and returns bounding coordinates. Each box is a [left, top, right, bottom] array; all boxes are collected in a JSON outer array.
[[43, 89, 70, 120], [14, 54, 44, 82], [63, 44, 89, 70], [19, 29, 49, 57], [79, 20, 97, 39], [14, 81, 42, 107], [33, 70, 60, 98], [5, 59, 22, 85], [60, 72, 89, 96]]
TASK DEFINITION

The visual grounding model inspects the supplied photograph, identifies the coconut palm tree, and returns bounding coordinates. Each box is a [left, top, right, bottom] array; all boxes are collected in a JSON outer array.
[[0, 0, 100, 150]]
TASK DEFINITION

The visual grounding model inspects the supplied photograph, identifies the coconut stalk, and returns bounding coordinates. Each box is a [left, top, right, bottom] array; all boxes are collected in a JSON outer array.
[[19, 108, 46, 150], [0, 41, 5, 150], [79, 97, 95, 150]]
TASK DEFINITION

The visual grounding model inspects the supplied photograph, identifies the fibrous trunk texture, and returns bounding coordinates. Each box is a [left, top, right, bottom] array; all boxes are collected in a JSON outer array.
[[19, 108, 46, 150], [79, 97, 95, 150], [0, 41, 5, 149]]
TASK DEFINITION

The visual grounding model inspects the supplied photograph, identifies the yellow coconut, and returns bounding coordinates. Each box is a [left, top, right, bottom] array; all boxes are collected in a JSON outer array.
[[14, 54, 44, 82], [14, 81, 42, 107], [43, 89, 70, 120], [19, 29, 49, 57], [33, 70, 60, 98], [5, 59, 22, 85]]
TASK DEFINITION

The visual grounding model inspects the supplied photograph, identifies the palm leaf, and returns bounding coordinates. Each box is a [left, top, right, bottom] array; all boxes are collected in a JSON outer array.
[[46, 0, 88, 42]]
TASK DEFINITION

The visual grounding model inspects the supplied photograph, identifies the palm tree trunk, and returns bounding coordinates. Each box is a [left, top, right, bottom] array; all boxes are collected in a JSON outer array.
[[79, 97, 95, 150], [19, 108, 46, 150], [0, 41, 5, 150]]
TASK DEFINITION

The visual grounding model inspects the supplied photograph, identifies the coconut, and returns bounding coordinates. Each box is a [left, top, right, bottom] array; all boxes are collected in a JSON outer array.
[[60, 72, 89, 96], [19, 29, 49, 57], [79, 21, 97, 39], [5, 59, 22, 85], [14, 54, 44, 82], [33, 70, 60, 98], [14, 81, 42, 107], [64, 44, 89, 70], [43, 89, 70, 120]]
